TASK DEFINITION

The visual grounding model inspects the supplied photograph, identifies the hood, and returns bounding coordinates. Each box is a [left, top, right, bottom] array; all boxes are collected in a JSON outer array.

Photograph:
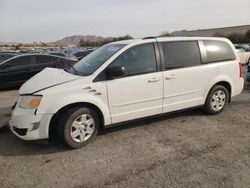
[[20, 68, 80, 94]]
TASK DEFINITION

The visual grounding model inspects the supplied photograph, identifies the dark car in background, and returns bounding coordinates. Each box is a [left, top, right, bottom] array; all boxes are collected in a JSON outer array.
[[247, 63, 250, 82], [49, 52, 79, 61], [0, 52, 20, 63], [234, 44, 250, 52], [0, 54, 77, 88], [73, 49, 95, 60], [49, 52, 66, 57]]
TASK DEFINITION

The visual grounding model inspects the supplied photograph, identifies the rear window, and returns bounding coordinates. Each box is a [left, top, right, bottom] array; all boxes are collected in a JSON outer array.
[[52, 57, 66, 63], [203, 40, 235, 63], [161, 41, 201, 69], [35, 55, 53, 64]]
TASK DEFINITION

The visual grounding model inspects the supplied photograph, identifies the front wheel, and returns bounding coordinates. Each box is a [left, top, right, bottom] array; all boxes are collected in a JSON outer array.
[[58, 107, 100, 149], [204, 85, 229, 115]]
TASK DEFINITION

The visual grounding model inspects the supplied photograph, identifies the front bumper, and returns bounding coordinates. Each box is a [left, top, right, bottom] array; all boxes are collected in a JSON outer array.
[[9, 106, 53, 140]]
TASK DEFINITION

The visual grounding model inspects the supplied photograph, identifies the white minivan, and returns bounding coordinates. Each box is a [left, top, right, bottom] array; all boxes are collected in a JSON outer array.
[[9, 37, 244, 148]]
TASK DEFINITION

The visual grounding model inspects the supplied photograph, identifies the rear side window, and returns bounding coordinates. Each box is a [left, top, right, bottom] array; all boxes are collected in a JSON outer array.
[[203, 40, 235, 63], [161, 41, 201, 69], [52, 57, 66, 63], [35, 55, 53, 64]]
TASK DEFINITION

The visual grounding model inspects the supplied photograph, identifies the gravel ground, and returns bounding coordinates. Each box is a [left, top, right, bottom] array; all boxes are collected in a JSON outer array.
[[0, 69, 249, 188]]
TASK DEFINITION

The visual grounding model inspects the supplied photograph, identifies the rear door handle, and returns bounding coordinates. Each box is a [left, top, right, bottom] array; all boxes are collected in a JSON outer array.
[[165, 75, 176, 80], [148, 78, 160, 83]]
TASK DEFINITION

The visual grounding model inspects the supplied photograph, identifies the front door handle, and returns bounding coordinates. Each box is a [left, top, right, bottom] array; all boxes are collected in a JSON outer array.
[[165, 75, 176, 80], [148, 78, 160, 83]]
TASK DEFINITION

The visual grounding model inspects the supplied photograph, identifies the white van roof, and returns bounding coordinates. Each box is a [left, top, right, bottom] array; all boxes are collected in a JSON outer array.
[[111, 37, 231, 45]]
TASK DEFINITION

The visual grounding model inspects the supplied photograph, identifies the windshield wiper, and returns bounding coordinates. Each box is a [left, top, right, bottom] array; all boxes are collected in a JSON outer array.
[[64, 66, 78, 74], [68, 66, 81, 75], [70, 66, 90, 76], [71, 66, 78, 73]]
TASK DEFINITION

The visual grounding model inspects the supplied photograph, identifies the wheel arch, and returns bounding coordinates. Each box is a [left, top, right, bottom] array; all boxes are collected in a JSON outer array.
[[208, 81, 232, 102], [49, 102, 105, 140]]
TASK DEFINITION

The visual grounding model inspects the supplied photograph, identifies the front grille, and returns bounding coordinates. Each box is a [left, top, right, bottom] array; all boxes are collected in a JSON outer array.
[[13, 126, 27, 136]]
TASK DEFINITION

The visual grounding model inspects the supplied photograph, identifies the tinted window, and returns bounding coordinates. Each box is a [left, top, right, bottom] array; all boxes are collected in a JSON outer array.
[[161, 41, 201, 69], [203, 40, 235, 63], [53, 57, 67, 68], [54, 57, 66, 63], [74, 52, 84, 57], [7, 56, 32, 66], [35, 55, 53, 64], [110, 43, 157, 75]]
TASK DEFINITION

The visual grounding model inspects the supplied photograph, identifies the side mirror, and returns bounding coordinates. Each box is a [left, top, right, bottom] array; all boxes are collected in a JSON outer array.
[[107, 66, 127, 79]]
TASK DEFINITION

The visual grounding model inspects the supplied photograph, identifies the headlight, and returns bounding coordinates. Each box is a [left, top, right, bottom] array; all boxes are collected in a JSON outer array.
[[19, 95, 42, 109]]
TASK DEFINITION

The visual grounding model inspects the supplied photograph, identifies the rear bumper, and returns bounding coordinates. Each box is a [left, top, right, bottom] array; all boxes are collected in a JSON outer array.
[[232, 78, 244, 97]]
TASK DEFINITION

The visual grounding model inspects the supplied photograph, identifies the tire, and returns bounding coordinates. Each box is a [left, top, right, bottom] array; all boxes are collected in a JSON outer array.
[[57, 107, 100, 149], [204, 85, 229, 115]]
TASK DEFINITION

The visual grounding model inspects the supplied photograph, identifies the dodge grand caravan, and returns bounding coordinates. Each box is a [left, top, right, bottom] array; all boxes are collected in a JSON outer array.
[[9, 37, 244, 148]]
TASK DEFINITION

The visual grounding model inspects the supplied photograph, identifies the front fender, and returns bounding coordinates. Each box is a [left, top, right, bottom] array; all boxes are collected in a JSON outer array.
[[37, 93, 111, 125]]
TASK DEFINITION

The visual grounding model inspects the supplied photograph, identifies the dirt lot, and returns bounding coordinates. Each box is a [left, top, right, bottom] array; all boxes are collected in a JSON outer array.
[[0, 69, 250, 188]]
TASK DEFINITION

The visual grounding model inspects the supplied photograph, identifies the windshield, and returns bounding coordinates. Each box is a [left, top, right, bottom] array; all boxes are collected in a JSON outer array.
[[72, 43, 126, 76]]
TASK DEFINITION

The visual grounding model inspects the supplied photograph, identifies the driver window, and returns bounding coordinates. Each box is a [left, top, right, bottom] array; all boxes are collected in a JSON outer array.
[[110, 43, 157, 76]]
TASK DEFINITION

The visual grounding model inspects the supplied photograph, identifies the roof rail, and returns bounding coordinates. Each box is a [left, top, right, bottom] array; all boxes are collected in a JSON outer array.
[[142, 36, 157, 40]]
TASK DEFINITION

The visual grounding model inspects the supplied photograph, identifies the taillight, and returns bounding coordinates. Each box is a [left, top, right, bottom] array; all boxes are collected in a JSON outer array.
[[239, 63, 243, 78]]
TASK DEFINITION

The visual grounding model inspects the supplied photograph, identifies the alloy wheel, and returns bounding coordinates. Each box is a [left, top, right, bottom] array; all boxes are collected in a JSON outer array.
[[211, 90, 226, 111], [70, 114, 95, 142]]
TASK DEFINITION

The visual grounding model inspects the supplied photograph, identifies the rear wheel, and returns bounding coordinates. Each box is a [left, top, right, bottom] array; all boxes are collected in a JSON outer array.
[[204, 85, 229, 115], [58, 107, 99, 149]]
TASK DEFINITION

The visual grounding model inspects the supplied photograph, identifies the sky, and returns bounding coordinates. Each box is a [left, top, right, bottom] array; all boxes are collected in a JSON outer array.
[[0, 0, 249, 43]]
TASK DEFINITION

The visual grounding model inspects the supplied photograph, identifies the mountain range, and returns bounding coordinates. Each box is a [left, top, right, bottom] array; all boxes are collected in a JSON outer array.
[[48, 35, 113, 46], [0, 35, 113, 46]]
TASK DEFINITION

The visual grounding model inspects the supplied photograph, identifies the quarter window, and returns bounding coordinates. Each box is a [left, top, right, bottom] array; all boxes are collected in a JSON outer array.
[[203, 40, 235, 63], [161, 41, 201, 69], [110, 43, 157, 76]]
